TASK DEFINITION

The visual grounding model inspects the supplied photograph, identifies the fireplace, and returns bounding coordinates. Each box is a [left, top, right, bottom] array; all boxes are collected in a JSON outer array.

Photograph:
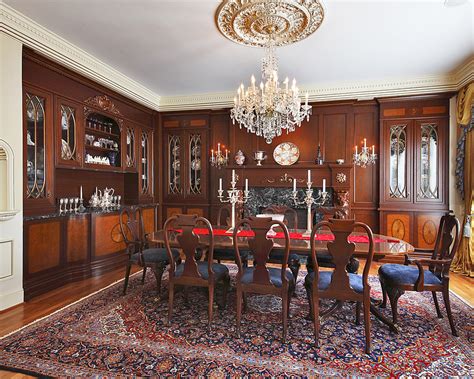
[[243, 187, 334, 229]]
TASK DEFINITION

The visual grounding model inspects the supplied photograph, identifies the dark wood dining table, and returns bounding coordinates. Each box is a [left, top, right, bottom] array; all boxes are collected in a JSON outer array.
[[149, 226, 414, 333]]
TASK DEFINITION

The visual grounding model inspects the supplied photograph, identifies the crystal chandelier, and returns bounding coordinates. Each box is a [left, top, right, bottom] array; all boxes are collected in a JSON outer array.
[[353, 138, 377, 168], [230, 38, 312, 144]]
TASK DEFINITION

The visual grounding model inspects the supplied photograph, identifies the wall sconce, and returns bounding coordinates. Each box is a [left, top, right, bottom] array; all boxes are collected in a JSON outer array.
[[210, 142, 229, 169], [353, 138, 377, 168]]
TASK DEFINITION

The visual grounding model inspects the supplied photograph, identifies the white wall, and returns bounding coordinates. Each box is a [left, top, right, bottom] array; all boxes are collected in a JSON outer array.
[[0, 32, 24, 310]]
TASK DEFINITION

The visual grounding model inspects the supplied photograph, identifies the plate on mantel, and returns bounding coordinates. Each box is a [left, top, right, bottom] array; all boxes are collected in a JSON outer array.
[[273, 142, 300, 166]]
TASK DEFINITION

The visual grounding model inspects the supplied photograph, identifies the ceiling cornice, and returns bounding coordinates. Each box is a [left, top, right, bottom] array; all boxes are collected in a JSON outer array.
[[1, 2, 472, 113], [0, 2, 160, 110], [159, 57, 473, 111]]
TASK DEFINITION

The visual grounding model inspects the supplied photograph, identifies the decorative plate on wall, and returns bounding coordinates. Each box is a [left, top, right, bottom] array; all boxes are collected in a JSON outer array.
[[273, 142, 300, 166]]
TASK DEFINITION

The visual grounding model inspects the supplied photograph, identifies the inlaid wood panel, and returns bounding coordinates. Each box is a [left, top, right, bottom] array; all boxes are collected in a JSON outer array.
[[166, 207, 184, 219], [27, 221, 61, 274], [66, 216, 89, 263], [416, 214, 442, 249], [142, 207, 156, 234], [386, 213, 411, 242], [93, 214, 125, 257], [187, 208, 204, 217]]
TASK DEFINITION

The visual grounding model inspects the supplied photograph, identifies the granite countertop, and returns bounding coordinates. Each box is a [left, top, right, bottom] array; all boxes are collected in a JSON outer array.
[[24, 203, 158, 222]]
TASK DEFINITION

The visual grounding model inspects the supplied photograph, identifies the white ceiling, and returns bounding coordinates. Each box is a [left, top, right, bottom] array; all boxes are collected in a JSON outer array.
[[4, 0, 474, 98]]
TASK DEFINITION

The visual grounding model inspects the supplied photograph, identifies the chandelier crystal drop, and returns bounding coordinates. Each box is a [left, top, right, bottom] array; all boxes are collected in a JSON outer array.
[[230, 38, 312, 144]]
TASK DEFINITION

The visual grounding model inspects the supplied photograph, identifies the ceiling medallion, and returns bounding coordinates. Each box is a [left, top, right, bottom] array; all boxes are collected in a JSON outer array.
[[215, 0, 325, 47]]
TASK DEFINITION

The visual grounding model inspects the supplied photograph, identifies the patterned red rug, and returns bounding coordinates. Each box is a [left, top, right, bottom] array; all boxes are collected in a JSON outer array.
[[0, 268, 472, 377]]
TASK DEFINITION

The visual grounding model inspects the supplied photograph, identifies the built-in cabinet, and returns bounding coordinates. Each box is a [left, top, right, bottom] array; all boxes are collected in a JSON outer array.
[[379, 95, 450, 250], [161, 114, 209, 221]]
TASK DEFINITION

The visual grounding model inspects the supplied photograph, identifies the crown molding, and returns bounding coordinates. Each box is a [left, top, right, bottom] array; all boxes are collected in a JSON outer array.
[[1, 2, 472, 113], [159, 57, 473, 111], [0, 3, 160, 110]]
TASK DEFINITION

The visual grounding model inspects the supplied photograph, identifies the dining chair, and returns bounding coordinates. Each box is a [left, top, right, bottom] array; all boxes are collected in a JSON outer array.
[[163, 214, 230, 331], [305, 218, 375, 353], [378, 212, 461, 336], [261, 204, 302, 280], [233, 216, 295, 342], [212, 204, 249, 267], [119, 206, 180, 295]]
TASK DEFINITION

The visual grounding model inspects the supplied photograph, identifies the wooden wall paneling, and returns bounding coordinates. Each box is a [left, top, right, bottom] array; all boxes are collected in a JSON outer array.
[[415, 213, 442, 249], [92, 213, 126, 257], [154, 112, 162, 225], [165, 206, 185, 221], [142, 206, 156, 234], [66, 215, 90, 263], [322, 111, 351, 163], [210, 112, 230, 207], [26, 220, 62, 274], [187, 207, 205, 217]]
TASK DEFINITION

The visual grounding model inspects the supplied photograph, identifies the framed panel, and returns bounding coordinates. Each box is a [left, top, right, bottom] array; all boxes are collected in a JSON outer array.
[[55, 97, 83, 168]]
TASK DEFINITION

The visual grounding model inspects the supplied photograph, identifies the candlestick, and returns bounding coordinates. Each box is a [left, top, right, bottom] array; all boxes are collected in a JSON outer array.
[[292, 178, 329, 236], [218, 174, 250, 231]]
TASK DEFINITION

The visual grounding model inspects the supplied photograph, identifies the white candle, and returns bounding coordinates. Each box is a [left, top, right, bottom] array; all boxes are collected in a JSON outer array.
[[80, 186, 83, 200], [372, 145, 375, 156], [323, 179, 326, 193], [232, 169, 236, 182], [307, 169, 311, 183], [225, 149, 228, 160], [245, 178, 248, 192], [211, 149, 214, 159], [355, 145, 358, 155], [293, 178, 297, 192], [364, 138, 367, 149], [217, 143, 221, 154], [219, 178, 222, 191]]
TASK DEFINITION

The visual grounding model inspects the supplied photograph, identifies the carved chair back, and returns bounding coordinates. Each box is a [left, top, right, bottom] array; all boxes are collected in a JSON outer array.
[[430, 213, 461, 277], [262, 205, 298, 229], [119, 207, 145, 258], [233, 216, 290, 287], [310, 218, 374, 300], [164, 214, 215, 283]]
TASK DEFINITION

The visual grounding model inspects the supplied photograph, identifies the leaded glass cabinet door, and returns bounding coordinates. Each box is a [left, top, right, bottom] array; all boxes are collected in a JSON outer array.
[[124, 125, 137, 172], [56, 98, 82, 168], [166, 132, 182, 198], [24, 87, 55, 211], [139, 128, 153, 199], [185, 130, 208, 200], [383, 120, 412, 203], [415, 119, 445, 204]]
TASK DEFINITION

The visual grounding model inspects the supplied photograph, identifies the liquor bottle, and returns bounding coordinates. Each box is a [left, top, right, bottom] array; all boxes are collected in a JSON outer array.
[[315, 143, 324, 165]]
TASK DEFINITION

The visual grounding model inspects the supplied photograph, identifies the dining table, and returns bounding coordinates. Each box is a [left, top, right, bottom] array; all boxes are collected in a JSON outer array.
[[149, 225, 415, 333]]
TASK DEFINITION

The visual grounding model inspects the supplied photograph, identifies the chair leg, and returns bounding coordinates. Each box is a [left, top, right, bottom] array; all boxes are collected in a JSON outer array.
[[243, 293, 248, 313], [363, 299, 371, 354], [236, 287, 242, 338], [123, 263, 132, 295], [355, 302, 361, 325], [386, 286, 403, 324], [432, 291, 443, 318], [141, 267, 147, 284], [380, 280, 387, 308], [282, 292, 288, 343], [168, 283, 174, 325], [152, 265, 165, 295], [208, 285, 215, 331], [442, 287, 458, 337], [221, 275, 230, 309], [312, 290, 320, 347], [305, 284, 313, 320]]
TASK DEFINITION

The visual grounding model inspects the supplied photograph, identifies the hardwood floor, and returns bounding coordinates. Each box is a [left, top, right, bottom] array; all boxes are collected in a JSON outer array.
[[0, 263, 472, 378]]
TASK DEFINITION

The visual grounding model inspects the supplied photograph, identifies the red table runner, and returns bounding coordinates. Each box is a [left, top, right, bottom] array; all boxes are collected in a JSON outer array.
[[175, 228, 399, 244]]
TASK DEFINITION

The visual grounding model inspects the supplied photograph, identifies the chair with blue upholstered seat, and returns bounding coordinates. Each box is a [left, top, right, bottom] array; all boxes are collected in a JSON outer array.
[[378, 213, 461, 336], [305, 218, 375, 353], [164, 214, 230, 331], [233, 216, 295, 342], [119, 207, 180, 295]]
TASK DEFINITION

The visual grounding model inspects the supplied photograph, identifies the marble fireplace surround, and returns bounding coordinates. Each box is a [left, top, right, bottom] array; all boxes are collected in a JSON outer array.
[[243, 187, 348, 229]]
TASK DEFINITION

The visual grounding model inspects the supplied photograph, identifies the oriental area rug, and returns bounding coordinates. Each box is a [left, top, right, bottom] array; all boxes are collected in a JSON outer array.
[[0, 268, 473, 377]]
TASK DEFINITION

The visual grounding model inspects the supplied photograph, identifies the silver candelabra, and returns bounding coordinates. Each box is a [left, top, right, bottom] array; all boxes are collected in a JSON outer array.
[[292, 170, 329, 236], [218, 169, 250, 231]]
